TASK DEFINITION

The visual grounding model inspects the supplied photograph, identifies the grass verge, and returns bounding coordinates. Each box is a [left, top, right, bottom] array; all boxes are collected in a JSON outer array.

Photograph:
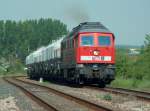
[[110, 77, 150, 91]]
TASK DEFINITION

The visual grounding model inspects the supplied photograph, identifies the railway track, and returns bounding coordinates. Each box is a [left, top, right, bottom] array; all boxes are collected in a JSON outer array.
[[105, 87, 150, 101], [4, 77, 58, 111], [85, 85, 150, 102], [4, 77, 113, 111]]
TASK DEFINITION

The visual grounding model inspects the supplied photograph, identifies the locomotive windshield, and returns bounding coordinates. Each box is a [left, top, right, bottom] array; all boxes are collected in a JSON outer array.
[[81, 36, 94, 46], [98, 36, 111, 46]]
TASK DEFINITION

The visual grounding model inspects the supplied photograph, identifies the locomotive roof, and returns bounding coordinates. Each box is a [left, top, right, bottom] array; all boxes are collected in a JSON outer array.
[[73, 22, 110, 33], [62, 22, 112, 42]]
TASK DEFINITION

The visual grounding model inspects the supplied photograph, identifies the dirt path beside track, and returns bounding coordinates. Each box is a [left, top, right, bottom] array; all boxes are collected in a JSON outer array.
[[0, 77, 46, 111]]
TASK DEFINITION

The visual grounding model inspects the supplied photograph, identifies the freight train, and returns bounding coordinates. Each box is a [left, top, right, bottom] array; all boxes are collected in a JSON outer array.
[[25, 22, 115, 87]]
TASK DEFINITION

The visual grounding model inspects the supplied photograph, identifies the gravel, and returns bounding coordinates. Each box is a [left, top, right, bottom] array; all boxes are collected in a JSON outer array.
[[13, 79, 93, 111], [45, 83, 150, 111], [31, 78, 150, 111], [0, 78, 46, 111], [0, 96, 20, 111]]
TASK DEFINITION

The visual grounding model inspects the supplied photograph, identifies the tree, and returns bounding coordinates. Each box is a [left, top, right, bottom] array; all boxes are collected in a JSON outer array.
[[0, 18, 68, 62], [132, 34, 150, 80]]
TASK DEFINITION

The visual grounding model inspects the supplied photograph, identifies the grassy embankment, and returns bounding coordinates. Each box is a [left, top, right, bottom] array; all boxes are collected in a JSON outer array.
[[110, 48, 150, 91], [111, 78, 150, 91]]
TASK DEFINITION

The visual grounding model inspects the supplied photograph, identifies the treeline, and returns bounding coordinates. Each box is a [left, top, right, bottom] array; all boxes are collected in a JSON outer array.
[[0, 18, 68, 62]]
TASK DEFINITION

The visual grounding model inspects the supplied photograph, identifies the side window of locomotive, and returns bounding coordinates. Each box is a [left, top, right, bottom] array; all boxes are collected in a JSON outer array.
[[69, 39, 74, 48], [98, 36, 111, 46], [68, 40, 70, 48], [64, 41, 67, 49], [69, 40, 72, 48], [70, 40, 72, 48], [75, 38, 78, 48], [72, 39, 74, 48], [81, 36, 94, 46]]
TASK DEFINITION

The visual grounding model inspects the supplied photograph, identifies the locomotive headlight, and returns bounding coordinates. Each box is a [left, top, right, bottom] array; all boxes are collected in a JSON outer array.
[[93, 50, 99, 56]]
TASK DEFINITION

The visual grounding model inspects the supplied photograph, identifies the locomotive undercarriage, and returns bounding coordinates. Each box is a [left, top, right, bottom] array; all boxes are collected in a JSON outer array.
[[27, 61, 115, 88], [79, 64, 114, 85], [64, 63, 115, 87]]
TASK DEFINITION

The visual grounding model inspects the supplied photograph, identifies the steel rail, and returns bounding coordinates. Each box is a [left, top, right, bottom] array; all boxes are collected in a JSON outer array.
[[105, 87, 150, 101], [85, 85, 150, 102], [15, 77, 113, 111], [3, 77, 58, 111]]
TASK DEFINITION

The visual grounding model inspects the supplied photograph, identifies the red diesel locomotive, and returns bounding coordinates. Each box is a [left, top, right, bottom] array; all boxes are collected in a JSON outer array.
[[26, 22, 115, 87]]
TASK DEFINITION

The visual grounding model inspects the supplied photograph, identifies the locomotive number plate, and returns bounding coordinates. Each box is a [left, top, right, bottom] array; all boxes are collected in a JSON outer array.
[[80, 56, 111, 61], [92, 56, 101, 60]]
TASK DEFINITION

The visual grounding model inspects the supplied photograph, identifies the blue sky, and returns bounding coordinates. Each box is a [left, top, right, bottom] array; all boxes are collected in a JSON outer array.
[[0, 0, 150, 45]]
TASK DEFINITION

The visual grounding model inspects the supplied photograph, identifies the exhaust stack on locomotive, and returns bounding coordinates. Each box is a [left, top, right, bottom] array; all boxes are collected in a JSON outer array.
[[26, 22, 115, 87]]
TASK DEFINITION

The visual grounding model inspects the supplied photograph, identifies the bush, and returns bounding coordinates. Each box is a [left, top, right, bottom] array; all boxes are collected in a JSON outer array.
[[0, 57, 25, 76], [103, 93, 112, 101]]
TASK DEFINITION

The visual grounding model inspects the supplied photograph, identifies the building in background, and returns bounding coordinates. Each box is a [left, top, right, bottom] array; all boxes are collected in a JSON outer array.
[[128, 48, 140, 55]]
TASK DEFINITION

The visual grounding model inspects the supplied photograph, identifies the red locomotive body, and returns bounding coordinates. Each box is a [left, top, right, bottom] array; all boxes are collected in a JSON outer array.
[[77, 32, 115, 64], [61, 22, 115, 87]]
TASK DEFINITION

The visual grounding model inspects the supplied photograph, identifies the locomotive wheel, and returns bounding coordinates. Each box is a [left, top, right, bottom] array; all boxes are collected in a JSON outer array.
[[98, 81, 106, 88], [75, 77, 84, 85], [28, 74, 32, 79]]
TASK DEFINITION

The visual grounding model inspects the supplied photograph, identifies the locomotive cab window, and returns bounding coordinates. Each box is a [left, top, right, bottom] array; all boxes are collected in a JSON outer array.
[[81, 36, 94, 46], [98, 36, 111, 46]]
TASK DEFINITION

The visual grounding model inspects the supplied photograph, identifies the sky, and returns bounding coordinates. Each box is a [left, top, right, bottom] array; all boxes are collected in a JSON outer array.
[[0, 0, 150, 45]]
